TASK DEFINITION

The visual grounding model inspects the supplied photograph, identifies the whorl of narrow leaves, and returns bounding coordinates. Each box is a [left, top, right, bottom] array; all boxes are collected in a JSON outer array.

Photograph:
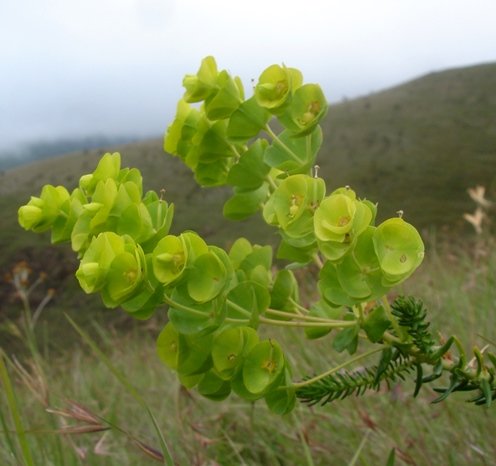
[[390, 296, 436, 354], [390, 297, 496, 407], [297, 352, 416, 406]]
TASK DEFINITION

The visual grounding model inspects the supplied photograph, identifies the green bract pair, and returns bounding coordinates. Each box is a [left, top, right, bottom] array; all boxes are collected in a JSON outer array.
[[157, 322, 294, 414], [255, 64, 327, 136], [182, 55, 244, 120], [76, 232, 145, 308], [18, 185, 71, 242], [318, 218, 424, 307], [263, 174, 325, 248]]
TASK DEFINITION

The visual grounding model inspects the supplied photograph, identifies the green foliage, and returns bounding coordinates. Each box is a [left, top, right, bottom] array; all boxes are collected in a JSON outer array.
[[296, 350, 415, 406], [17, 56, 493, 416]]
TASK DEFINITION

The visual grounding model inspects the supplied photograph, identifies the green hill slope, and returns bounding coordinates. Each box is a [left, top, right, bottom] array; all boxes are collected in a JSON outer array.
[[1, 62, 495, 281], [320, 62, 496, 228]]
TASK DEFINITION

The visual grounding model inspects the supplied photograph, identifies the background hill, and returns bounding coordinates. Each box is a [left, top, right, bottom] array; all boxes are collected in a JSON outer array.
[[1, 62, 495, 315], [320, 62, 496, 228]]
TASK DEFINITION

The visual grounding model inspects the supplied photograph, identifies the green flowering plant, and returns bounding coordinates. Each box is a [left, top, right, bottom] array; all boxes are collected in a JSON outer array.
[[19, 56, 496, 413]]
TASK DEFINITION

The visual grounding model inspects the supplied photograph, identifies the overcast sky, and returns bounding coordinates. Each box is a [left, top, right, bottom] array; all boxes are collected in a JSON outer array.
[[1, 0, 495, 151]]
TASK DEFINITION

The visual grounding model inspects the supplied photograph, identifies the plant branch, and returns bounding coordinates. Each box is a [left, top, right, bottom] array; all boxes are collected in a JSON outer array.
[[292, 345, 387, 389]]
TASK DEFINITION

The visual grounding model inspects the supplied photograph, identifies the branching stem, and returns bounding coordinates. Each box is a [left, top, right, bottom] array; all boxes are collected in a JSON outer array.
[[264, 124, 301, 162], [259, 316, 356, 329], [381, 296, 404, 339], [265, 308, 349, 324], [292, 345, 387, 389]]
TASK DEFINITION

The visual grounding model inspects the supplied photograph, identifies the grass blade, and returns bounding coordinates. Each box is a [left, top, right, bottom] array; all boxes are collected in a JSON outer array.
[[65, 314, 174, 466], [348, 430, 370, 466], [0, 351, 35, 466]]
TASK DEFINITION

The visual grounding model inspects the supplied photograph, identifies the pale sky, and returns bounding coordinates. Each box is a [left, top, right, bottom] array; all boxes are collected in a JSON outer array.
[[1, 0, 495, 151]]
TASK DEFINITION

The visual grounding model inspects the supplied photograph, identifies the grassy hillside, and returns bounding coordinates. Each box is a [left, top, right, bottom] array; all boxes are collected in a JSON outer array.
[[1, 62, 495, 316], [320, 62, 496, 228]]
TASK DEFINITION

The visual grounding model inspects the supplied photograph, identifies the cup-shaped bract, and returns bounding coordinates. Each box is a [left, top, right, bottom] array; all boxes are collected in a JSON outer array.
[[229, 238, 273, 288], [315, 189, 374, 262], [167, 286, 226, 335], [242, 339, 285, 395], [164, 100, 203, 160], [318, 261, 356, 308], [226, 97, 271, 143], [75, 232, 127, 294], [278, 84, 328, 135], [187, 247, 232, 303], [152, 232, 209, 286], [263, 174, 325, 242], [186, 120, 238, 187], [204, 70, 243, 120], [373, 218, 424, 284], [86, 178, 118, 230], [270, 269, 299, 313], [101, 240, 146, 308], [140, 191, 174, 251], [175, 331, 215, 377], [314, 192, 356, 242], [197, 371, 231, 401], [337, 253, 374, 301], [156, 322, 179, 370], [211, 326, 259, 380], [264, 368, 296, 415], [18, 185, 70, 233], [152, 235, 187, 286], [226, 280, 270, 326], [182, 56, 218, 103], [255, 64, 302, 110], [79, 152, 121, 195]]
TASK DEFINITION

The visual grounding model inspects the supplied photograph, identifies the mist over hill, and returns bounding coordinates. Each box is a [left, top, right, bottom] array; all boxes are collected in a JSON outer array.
[[0, 135, 144, 170], [2, 62, 495, 254]]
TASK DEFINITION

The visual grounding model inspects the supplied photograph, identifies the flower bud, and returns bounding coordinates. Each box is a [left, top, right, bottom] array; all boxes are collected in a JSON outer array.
[[278, 84, 328, 135], [183, 56, 218, 103], [18, 185, 70, 232], [255, 65, 302, 110], [18, 205, 43, 230]]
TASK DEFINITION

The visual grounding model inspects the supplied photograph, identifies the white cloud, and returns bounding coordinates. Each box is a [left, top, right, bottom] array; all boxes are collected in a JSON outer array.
[[1, 0, 495, 149]]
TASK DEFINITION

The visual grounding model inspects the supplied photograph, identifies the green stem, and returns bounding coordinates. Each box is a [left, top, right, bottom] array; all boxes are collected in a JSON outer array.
[[382, 331, 403, 345], [163, 294, 209, 317], [265, 308, 347, 324], [225, 318, 250, 325], [264, 124, 301, 162], [226, 299, 252, 317], [259, 316, 356, 329], [229, 143, 242, 159], [354, 304, 365, 322], [288, 298, 309, 314], [381, 296, 404, 340], [265, 174, 278, 191], [312, 253, 324, 269], [306, 134, 312, 169], [292, 345, 387, 389]]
